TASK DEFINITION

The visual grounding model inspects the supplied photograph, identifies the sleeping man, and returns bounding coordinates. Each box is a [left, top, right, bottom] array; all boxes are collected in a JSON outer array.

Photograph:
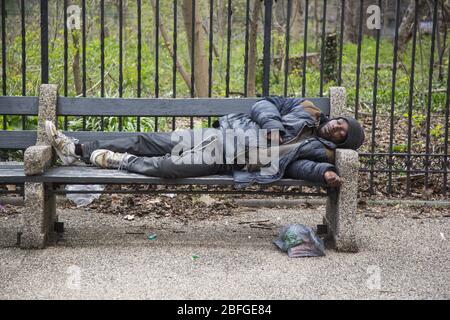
[[45, 96, 364, 188]]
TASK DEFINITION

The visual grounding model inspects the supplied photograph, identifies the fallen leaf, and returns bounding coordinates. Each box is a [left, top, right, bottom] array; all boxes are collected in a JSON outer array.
[[198, 194, 216, 206]]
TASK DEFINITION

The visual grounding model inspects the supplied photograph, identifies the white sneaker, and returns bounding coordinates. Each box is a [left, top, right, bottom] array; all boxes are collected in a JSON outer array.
[[90, 149, 128, 169], [45, 120, 80, 165]]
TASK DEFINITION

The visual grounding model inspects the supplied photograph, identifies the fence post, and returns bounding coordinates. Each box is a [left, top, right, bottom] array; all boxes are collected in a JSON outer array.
[[40, 0, 48, 84], [262, 0, 272, 97]]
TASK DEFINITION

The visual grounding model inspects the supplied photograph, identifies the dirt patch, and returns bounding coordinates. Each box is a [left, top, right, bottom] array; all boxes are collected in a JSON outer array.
[[61, 190, 239, 223], [0, 203, 22, 216], [358, 113, 449, 199], [357, 200, 450, 219], [1, 183, 448, 221]]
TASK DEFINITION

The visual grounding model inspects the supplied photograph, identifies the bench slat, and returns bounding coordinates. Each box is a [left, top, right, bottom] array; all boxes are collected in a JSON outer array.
[[0, 131, 36, 149], [0, 96, 39, 115], [1, 130, 221, 149], [58, 97, 331, 117], [0, 166, 26, 183], [0, 96, 330, 117], [23, 166, 326, 187]]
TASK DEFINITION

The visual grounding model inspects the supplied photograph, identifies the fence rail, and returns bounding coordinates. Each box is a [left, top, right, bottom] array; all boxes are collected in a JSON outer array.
[[0, 0, 449, 198]]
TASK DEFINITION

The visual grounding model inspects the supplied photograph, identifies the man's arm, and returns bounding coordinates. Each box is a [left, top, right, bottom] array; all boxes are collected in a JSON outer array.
[[250, 100, 286, 136], [285, 159, 341, 186]]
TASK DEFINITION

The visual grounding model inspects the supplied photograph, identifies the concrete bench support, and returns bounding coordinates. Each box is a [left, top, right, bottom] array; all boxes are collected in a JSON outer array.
[[20, 182, 56, 249], [325, 149, 360, 252], [324, 86, 359, 252], [21, 84, 58, 249]]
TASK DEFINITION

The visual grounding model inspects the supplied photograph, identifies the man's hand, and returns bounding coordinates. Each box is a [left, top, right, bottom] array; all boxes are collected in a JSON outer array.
[[267, 131, 283, 144], [324, 171, 342, 187]]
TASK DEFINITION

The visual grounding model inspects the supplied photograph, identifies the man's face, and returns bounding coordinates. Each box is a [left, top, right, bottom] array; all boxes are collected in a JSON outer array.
[[318, 118, 348, 144]]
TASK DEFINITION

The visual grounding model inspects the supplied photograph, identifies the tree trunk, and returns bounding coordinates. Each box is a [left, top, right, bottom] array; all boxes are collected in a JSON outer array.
[[150, 0, 192, 91], [123, 1, 128, 74], [344, 0, 358, 43], [314, 0, 319, 49], [202, 22, 220, 58], [438, 2, 448, 81], [398, 0, 427, 51], [181, 0, 208, 97], [217, 0, 227, 77], [324, 33, 337, 82], [247, 0, 262, 97], [71, 31, 82, 96]]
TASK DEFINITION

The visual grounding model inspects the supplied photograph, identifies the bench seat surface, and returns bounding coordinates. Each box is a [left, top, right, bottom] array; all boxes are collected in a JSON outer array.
[[15, 166, 326, 187], [0, 165, 326, 187]]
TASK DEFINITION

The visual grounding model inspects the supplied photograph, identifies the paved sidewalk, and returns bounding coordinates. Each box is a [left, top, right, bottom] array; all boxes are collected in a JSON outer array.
[[0, 205, 449, 299]]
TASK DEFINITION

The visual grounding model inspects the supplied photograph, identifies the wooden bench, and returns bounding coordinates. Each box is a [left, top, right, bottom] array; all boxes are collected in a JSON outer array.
[[0, 84, 359, 252]]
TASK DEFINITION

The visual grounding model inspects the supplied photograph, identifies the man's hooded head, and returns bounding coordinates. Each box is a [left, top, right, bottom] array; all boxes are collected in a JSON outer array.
[[318, 116, 365, 150]]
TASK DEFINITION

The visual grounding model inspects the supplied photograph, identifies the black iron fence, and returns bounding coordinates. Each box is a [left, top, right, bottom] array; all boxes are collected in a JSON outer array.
[[0, 0, 449, 198]]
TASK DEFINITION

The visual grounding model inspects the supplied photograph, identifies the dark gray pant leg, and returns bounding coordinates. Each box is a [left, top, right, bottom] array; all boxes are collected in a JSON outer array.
[[124, 154, 235, 179], [123, 132, 238, 178], [81, 130, 194, 162], [82, 128, 235, 178]]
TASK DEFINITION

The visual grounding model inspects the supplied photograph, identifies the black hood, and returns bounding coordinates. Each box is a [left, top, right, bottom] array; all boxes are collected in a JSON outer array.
[[335, 116, 365, 150]]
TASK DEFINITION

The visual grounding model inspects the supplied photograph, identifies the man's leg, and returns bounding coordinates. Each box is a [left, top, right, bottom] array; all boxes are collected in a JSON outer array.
[[88, 147, 234, 178], [90, 130, 237, 178], [45, 120, 203, 165], [80, 131, 176, 162], [78, 128, 221, 161], [80, 128, 213, 162], [122, 153, 234, 179]]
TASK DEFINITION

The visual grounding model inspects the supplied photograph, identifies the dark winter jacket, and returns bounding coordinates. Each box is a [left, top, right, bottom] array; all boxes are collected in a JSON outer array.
[[215, 97, 337, 186]]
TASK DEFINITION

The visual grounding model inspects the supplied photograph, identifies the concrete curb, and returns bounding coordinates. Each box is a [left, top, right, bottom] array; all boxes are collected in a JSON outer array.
[[2, 196, 450, 208], [234, 198, 450, 208]]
